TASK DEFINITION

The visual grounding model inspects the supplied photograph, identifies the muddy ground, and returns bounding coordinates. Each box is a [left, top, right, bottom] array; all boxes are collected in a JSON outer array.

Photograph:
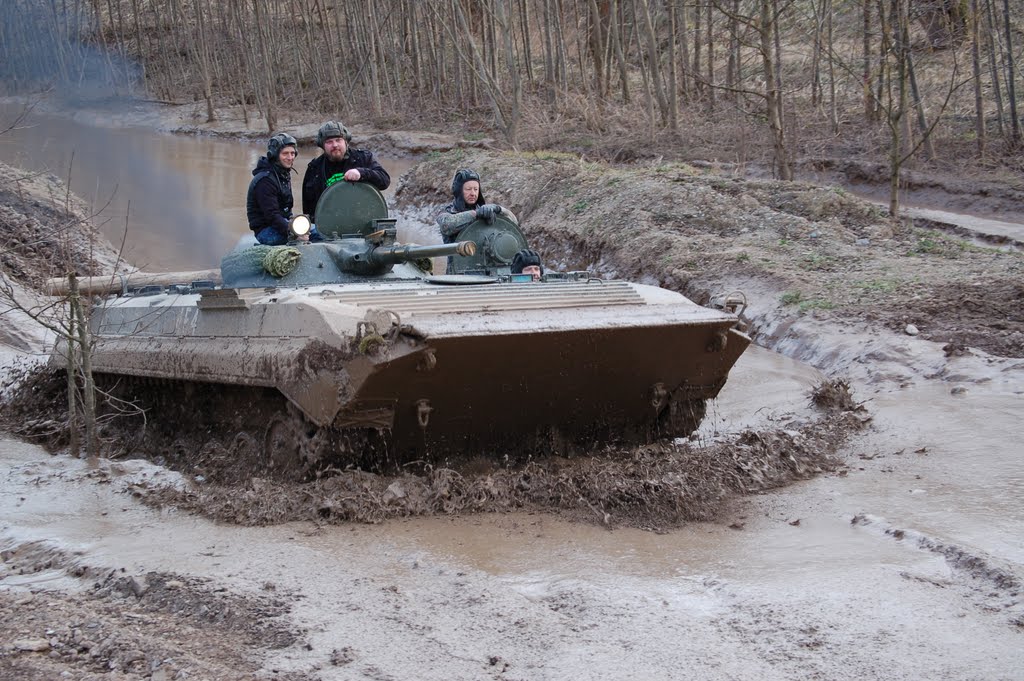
[[2, 111, 1023, 679]]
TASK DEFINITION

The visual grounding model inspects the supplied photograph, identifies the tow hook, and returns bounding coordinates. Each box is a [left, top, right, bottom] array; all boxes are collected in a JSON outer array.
[[650, 383, 668, 412], [710, 290, 748, 333], [706, 330, 729, 353], [417, 348, 437, 372], [416, 399, 433, 429], [710, 290, 747, 316]]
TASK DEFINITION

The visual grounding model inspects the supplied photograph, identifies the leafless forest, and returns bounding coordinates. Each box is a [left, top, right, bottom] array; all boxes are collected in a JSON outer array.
[[1, 1, 1022, 185]]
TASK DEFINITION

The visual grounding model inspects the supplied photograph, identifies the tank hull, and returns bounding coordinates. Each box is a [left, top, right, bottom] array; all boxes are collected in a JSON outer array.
[[83, 277, 748, 467]]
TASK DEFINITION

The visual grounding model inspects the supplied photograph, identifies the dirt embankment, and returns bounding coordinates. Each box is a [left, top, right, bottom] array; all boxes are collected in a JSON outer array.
[[0, 160, 122, 286], [0, 161, 124, 353], [397, 150, 1024, 361]]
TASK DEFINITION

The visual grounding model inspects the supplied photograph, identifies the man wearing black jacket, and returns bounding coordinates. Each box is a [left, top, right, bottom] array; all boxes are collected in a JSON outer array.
[[301, 120, 391, 222], [247, 132, 323, 245]]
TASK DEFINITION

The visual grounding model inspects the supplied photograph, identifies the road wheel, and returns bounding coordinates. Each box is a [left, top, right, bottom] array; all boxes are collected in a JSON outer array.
[[263, 415, 305, 481], [656, 396, 708, 439]]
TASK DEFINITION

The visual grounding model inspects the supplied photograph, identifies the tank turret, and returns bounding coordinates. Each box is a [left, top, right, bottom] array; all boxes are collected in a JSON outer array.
[[221, 228, 476, 288], [221, 182, 476, 287], [445, 214, 528, 276]]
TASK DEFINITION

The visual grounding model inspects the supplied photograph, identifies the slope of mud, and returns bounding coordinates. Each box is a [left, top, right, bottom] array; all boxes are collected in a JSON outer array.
[[0, 160, 121, 286], [137, 411, 858, 529], [396, 151, 1024, 360]]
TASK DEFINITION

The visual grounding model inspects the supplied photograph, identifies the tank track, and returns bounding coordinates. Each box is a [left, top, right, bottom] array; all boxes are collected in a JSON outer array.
[[94, 374, 708, 481], [95, 374, 386, 483], [656, 395, 708, 440]]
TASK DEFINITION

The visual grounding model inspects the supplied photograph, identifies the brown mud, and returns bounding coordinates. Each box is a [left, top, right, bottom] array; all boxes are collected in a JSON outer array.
[[0, 364, 865, 529]]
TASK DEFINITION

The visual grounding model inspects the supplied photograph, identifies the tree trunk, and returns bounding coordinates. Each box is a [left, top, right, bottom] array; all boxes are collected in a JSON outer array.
[[195, 0, 215, 122], [677, 0, 691, 101], [727, 0, 739, 101], [983, 0, 1005, 136], [693, 0, 703, 98], [65, 297, 79, 459], [667, 1, 679, 133], [72, 285, 98, 458], [706, 0, 715, 110], [252, 0, 277, 131], [863, 0, 875, 121], [638, 0, 670, 124], [875, 0, 889, 121], [888, 0, 909, 216], [496, 0, 521, 146], [827, 0, 838, 130], [611, 0, 630, 102], [587, 0, 608, 98], [906, 50, 935, 160], [970, 0, 986, 156], [1002, 0, 1020, 144], [760, 0, 792, 180]]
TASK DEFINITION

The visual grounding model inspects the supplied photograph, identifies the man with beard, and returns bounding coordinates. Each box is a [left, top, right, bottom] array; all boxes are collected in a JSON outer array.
[[248, 132, 322, 244], [301, 120, 391, 223]]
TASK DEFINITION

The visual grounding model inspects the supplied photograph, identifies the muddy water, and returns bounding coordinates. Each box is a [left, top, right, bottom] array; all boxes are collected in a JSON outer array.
[[0, 102, 415, 271]]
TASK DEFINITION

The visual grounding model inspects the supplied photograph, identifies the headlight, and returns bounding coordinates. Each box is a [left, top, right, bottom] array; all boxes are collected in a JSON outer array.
[[289, 215, 311, 237]]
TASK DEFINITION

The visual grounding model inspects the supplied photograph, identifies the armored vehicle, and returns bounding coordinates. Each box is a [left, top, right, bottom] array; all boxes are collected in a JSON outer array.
[[73, 183, 750, 477]]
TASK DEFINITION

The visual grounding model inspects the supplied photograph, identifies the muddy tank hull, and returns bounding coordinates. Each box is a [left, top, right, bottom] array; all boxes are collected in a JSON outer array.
[[82, 276, 748, 471], [65, 183, 750, 475]]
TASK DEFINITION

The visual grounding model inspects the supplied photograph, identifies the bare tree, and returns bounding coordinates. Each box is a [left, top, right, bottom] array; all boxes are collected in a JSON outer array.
[[1001, 0, 1020, 145], [970, 0, 986, 156]]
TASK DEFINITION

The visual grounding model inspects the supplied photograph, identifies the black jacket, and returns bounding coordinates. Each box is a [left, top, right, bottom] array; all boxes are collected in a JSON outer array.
[[246, 156, 293, 235], [301, 149, 391, 221]]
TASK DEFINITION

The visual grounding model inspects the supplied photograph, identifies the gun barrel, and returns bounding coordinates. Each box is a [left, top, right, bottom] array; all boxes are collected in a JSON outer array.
[[371, 240, 476, 264]]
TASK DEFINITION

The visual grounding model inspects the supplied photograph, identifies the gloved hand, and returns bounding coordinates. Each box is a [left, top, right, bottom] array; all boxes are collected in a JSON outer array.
[[489, 204, 503, 215], [475, 204, 496, 223]]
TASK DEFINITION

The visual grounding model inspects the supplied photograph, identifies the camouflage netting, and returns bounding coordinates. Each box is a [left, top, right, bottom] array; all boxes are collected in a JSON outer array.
[[220, 245, 302, 280]]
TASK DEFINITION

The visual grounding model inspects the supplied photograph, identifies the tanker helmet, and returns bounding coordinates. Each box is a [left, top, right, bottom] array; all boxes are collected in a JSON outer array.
[[511, 249, 543, 275], [451, 168, 482, 199], [267, 132, 297, 162], [316, 120, 352, 148]]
